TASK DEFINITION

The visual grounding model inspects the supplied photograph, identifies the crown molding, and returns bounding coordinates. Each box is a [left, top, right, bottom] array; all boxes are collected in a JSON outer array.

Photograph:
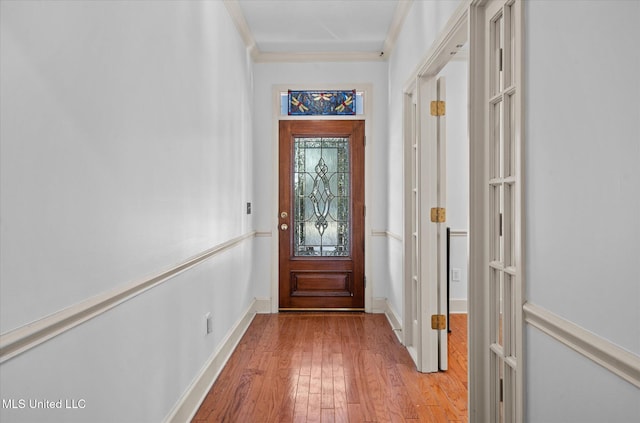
[[254, 51, 385, 63], [382, 0, 413, 58], [223, 0, 259, 60], [224, 0, 412, 63]]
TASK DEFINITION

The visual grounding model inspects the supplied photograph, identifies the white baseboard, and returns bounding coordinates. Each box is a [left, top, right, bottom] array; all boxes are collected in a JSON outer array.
[[164, 299, 259, 423], [371, 297, 387, 314], [450, 298, 468, 314], [372, 297, 403, 343], [253, 297, 272, 314]]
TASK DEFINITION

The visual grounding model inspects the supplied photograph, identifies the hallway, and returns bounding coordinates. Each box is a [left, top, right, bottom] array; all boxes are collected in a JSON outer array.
[[193, 313, 468, 422]]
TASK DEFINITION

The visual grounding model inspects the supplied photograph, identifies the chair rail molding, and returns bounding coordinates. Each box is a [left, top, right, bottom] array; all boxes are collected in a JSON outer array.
[[524, 302, 640, 389], [0, 231, 257, 363]]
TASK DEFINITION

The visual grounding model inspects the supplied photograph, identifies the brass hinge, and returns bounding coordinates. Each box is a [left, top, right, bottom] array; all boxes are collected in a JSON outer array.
[[430, 100, 446, 116], [431, 314, 446, 330], [430, 207, 446, 223]]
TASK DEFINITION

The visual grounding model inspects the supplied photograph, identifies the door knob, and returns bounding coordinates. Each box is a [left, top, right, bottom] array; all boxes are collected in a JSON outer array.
[[280, 223, 289, 231]]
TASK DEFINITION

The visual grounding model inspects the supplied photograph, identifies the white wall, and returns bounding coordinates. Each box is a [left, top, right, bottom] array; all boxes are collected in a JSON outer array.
[[0, 1, 255, 422], [251, 61, 390, 302], [387, 0, 464, 323], [525, 1, 640, 420]]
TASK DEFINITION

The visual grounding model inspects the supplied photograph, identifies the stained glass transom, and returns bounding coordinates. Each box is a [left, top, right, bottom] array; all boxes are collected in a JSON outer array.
[[288, 90, 356, 115], [294, 137, 350, 256]]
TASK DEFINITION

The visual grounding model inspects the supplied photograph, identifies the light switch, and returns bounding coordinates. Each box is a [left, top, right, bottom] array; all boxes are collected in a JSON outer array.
[[246, 202, 252, 214], [205, 313, 213, 334]]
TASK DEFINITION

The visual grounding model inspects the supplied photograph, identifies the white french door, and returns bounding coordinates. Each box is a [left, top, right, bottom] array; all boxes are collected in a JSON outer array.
[[404, 84, 436, 371], [403, 74, 450, 373], [483, 0, 523, 421], [435, 76, 448, 372]]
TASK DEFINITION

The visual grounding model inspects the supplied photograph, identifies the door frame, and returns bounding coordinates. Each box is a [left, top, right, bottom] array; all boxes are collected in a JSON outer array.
[[270, 84, 374, 314], [402, 2, 468, 373], [402, 1, 525, 421]]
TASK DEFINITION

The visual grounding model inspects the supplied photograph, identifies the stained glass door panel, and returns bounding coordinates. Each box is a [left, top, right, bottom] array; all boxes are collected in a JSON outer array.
[[279, 120, 365, 309], [294, 137, 350, 257]]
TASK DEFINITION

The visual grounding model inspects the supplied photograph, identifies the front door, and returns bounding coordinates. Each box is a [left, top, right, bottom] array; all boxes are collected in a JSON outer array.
[[278, 120, 365, 310]]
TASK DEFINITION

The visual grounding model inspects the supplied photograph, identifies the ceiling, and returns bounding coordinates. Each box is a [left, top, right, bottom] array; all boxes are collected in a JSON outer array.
[[226, 0, 411, 62]]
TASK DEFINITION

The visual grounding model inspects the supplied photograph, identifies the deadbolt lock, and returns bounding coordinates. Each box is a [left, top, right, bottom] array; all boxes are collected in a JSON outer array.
[[280, 211, 288, 219]]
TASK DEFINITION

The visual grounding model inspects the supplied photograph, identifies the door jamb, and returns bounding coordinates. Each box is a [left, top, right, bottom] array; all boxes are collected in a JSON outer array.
[[270, 84, 374, 314]]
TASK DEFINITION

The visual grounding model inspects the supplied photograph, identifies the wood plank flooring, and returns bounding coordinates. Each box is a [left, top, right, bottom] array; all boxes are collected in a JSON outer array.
[[193, 313, 468, 423]]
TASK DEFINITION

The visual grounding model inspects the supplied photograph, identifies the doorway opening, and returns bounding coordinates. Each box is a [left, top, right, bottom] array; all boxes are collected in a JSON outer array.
[[402, 1, 525, 422]]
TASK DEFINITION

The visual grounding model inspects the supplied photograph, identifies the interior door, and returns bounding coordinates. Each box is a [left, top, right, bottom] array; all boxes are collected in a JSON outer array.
[[278, 120, 365, 310], [484, 1, 522, 420], [435, 76, 448, 371]]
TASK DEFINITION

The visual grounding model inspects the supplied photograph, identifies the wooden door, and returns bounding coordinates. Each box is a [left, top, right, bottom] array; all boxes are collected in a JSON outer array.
[[279, 120, 365, 310]]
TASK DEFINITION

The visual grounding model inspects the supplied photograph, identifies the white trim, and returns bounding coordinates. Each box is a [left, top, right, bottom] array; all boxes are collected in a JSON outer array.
[[255, 51, 385, 64], [402, 1, 470, 92], [253, 298, 272, 314], [385, 301, 404, 344], [401, 0, 472, 375], [524, 302, 640, 389], [467, 1, 490, 421], [372, 298, 403, 344], [371, 297, 388, 314], [222, 0, 259, 60], [450, 229, 468, 237], [0, 231, 257, 363], [371, 230, 403, 242], [255, 231, 272, 237], [450, 299, 468, 314], [382, 0, 414, 58], [223, 0, 411, 63], [270, 84, 375, 314], [164, 299, 259, 423]]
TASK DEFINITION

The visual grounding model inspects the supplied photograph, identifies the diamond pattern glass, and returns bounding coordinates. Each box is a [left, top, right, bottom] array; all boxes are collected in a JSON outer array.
[[294, 137, 350, 256]]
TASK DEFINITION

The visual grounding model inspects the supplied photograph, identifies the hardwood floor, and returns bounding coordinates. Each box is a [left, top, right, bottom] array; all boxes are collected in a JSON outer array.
[[192, 313, 468, 423]]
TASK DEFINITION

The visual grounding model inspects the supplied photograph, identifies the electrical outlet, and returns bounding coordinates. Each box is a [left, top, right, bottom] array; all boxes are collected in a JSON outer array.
[[452, 268, 461, 282], [246, 202, 252, 214], [205, 313, 213, 335]]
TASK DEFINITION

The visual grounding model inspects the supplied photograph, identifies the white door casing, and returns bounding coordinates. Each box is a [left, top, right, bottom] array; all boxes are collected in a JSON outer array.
[[436, 75, 448, 371]]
